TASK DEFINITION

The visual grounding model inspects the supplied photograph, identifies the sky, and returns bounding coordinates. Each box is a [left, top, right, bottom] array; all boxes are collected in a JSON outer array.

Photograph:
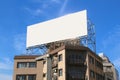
[[0, 0, 120, 80]]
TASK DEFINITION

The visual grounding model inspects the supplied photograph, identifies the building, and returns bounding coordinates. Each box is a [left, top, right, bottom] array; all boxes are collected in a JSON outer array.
[[99, 53, 119, 80], [13, 55, 43, 80], [13, 45, 104, 80]]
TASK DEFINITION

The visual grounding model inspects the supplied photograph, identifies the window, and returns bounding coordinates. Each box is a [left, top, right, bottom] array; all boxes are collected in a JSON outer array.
[[89, 56, 94, 64], [58, 54, 62, 61], [106, 66, 111, 72], [17, 62, 27, 68], [43, 61, 46, 64], [90, 70, 95, 78], [59, 69, 63, 76], [28, 75, 36, 80], [96, 73, 104, 80], [68, 67, 84, 79], [107, 78, 112, 80], [43, 73, 46, 77], [29, 62, 36, 68], [16, 75, 26, 80], [17, 62, 37, 68], [95, 60, 103, 70]]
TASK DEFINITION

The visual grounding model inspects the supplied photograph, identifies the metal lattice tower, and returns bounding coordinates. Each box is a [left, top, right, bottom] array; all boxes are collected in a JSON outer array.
[[80, 19, 96, 52]]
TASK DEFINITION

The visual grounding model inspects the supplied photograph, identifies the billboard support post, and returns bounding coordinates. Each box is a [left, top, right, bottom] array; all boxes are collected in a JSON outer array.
[[80, 20, 96, 52]]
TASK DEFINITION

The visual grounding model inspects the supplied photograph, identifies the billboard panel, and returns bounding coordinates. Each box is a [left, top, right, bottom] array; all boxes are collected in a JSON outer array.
[[26, 10, 87, 48]]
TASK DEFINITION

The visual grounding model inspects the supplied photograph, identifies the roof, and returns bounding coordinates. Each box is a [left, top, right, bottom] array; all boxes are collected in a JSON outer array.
[[48, 45, 102, 61], [14, 55, 40, 59]]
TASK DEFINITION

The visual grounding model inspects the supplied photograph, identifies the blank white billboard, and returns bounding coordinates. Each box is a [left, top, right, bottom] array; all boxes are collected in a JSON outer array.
[[26, 10, 87, 48]]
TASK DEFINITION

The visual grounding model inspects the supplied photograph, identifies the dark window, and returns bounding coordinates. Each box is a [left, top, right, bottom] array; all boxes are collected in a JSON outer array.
[[17, 62, 27, 68], [43, 61, 46, 64], [16, 75, 26, 80], [28, 75, 36, 80], [59, 69, 63, 76], [95, 60, 103, 70], [43, 73, 46, 77], [96, 73, 104, 80], [89, 56, 94, 64], [90, 70, 95, 78], [68, 67, 84, 79], [58, 54, 62, 62], [29, 62, 36, 68], [107, 78, 112, 80]]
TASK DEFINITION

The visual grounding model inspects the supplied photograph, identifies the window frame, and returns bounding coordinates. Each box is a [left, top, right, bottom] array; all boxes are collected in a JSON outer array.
[[28, 75, 36, 80], [16, 75, 27, 80], [29, 62, 36, 68], [17, 62, 27, 68], [58, 54, 62, 62], [59, 69, 63, 76]]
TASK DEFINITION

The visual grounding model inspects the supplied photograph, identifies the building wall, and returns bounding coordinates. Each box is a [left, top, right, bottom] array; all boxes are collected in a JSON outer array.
[[88, 51, 104, 80], [66, 49, 87, 80], [43, 59, 47, 80], [13, 57, 43, 80], [13, 46, 106, 80], [99, 53, 119, 80], [58, 49, 66, 80]]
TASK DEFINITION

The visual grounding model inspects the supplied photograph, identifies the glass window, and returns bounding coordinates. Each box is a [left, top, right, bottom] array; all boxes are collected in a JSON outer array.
[[90, 70, 95, 78], [17, 62, 27, 68], [16, 75, 26, 80], [43, 73, 46, 77], [29, 62, 36, 68], [58, 54, 62, 62], [43, 61, 46, 64], [28, 75, 36, 80], [59, 69, 63, 76], [89, 56, 94, 64], [95, 60, 103, 70]]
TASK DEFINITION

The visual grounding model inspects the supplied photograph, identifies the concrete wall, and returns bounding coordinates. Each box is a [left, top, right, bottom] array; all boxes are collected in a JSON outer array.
[[58, 49, 66, 80], [13, 58, 43, 80], [87, 51, 104, 80]]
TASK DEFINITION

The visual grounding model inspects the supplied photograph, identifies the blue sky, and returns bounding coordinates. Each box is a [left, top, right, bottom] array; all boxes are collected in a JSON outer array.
[[0, 0, 120, 80]]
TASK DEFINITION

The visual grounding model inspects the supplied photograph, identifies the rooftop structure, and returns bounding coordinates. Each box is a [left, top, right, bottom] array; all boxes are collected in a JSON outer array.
[[13, 45, 104, 80], [26, 10, 96, 54], [99, 53, 119, 80]]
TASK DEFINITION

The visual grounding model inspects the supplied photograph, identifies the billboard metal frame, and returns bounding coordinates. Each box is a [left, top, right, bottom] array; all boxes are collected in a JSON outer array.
[[26, 19, 96, 54]]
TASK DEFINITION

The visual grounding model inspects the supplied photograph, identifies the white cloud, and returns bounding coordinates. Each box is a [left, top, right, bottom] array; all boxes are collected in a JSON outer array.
[[113, 58, 120, 69], [51, 0, 61, 4], [59, 0, 68, 16], [0, 57, 13, 70], [0, 63, 13, 70], [0, 74, 12, 80], [102, 25, 120, 49], [113, 58, 120, 75], [25, 7, 43, 17], [31, 0, 61, 4], [24, 0, 66, 17], [14, 33, 26, 53]]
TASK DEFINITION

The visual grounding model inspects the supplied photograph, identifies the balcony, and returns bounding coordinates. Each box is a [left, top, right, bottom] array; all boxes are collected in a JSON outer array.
[[52, 58, 58, 68], [67, 74, 85, 80], [68, 59, 85, 66]]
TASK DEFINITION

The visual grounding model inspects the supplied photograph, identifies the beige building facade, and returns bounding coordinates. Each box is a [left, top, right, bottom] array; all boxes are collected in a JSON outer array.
[[13, 45, 104, 80], [99, 53, 119, 80]]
